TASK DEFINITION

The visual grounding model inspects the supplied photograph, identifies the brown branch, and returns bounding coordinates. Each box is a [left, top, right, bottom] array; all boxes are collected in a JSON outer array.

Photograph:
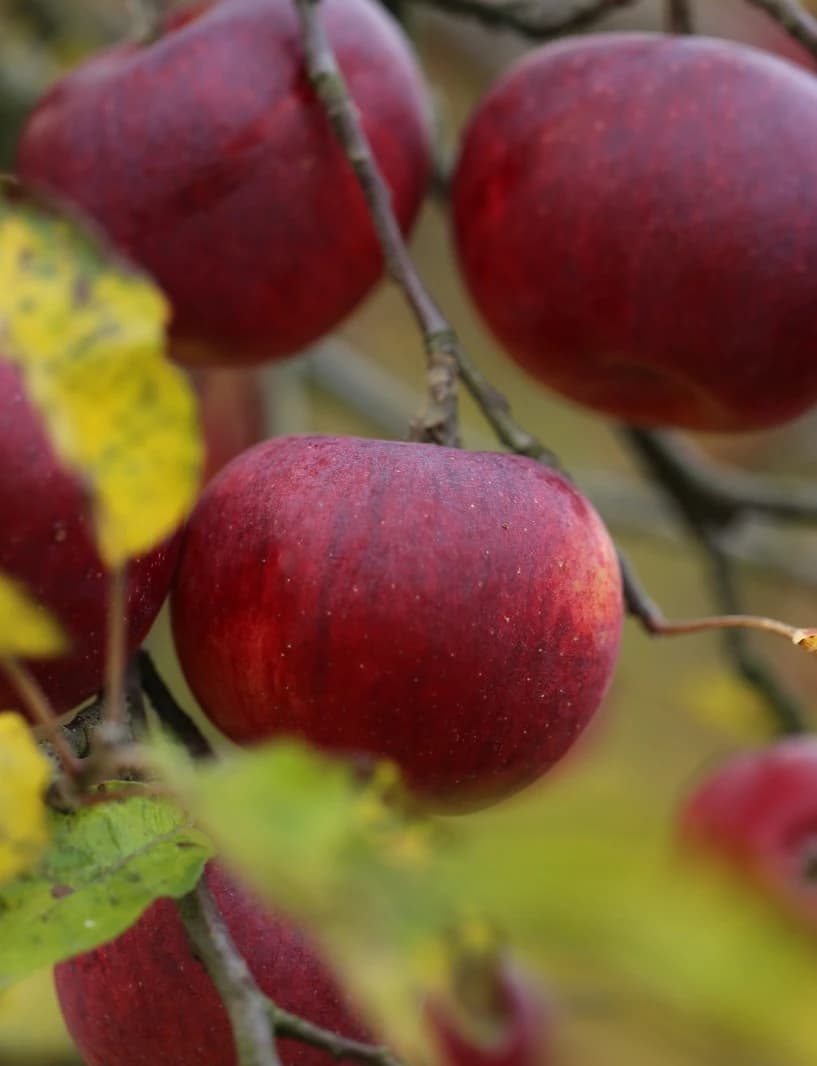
[[271, 1007, 402, 1066], [138, 649, 214, 758], [621, 427, 811, 734], [409, 0, 635, 39], [295, 0, 560, 462], [177, 879, 282, 1066], [666, 0, 694, 33], [742, 0, 817, 60]]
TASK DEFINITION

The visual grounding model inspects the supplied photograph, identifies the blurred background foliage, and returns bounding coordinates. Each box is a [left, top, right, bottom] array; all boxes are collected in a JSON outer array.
[[3, 0, 817, 1063]]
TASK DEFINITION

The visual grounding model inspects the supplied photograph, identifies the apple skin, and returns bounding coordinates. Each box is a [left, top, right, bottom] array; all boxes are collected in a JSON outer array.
[[54, 862, 369, 1066], [0, 359, 179, 716], [190, 367, 267, 483], [680, 738, 817, 925], [427, 961, 551, 1066], [170, 435, 622, 811], [452, 34, 817, 432], [17, 0, 431, 367]]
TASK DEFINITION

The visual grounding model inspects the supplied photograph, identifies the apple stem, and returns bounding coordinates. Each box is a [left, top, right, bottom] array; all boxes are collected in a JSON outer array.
[[178, 879, 283, 1066], [102, 565, 129, 742], [666, 0, 694, 33], [0, 657, 84, 777]]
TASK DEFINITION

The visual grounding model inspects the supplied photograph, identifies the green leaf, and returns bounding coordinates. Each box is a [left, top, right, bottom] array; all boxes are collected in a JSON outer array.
[[0, 786, 212, 989], [155, 738, 817, 1064]]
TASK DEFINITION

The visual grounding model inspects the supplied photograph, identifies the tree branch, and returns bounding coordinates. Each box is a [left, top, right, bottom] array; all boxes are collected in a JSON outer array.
[[177, 879, 282, 1066], [621, 427, 811, 734], [295, 0, 560, 463], [742, 0, 817, 60], [666, 0, 694, 33], [410, 0, 635, 40], [138, 650, 213, 758]]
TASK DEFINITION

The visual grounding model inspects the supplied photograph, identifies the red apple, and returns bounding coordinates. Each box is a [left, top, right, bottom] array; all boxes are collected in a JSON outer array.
[[55, 862, 368, 1066], [170, 436, 622, 810], [190, 367, 268, 483], [17, 0, 431, 367], [680, 738, 817, 925], [452, 34, 817, 431], [427, 959, 552, 1066], [0, 359, 178, 716]]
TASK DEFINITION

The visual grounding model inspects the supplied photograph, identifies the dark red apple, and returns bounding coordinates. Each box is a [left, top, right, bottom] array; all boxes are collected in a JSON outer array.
[[680, 738, 817, 925], [0, 358, 178, 716], [190, 366, 268, 483], [55, 862, 368, 1066], [170, 435, 622, 810], [17, 0, 431, 367], [452, 34, 817, 431], [427, 959, 551, 1066]]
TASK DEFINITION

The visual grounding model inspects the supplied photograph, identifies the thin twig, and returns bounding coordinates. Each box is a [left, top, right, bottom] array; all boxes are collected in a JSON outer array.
[[743, 0, 817, 59], [1, 657, 84, 776], [410, 0, 635, 39], [294, 0, 459, 446], [138, 650, 213, 758], [271, 1006, 402, 1066], [666, 0, 694, 33], [103, 565, 128, 742], [177, 879, 282, 1066], [295, 0, 560, 462]]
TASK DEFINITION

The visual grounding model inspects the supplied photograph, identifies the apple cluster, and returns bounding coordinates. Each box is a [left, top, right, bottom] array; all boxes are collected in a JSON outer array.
[[7, 0, 817, 1061]]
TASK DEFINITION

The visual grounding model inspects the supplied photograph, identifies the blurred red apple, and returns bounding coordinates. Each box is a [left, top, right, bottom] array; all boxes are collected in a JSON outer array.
[[55, 862, 368, 1066], [0, 358, 178, 716], [18, 0, 431, 366], [453, 34, 817, 431], [170, 435, 622, 811], [680, 737, 817, 925]]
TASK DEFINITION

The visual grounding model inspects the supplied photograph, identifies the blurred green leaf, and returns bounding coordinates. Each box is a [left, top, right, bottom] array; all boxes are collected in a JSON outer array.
[[154, 736, 817, 1064], [0, 786, 212, 989]]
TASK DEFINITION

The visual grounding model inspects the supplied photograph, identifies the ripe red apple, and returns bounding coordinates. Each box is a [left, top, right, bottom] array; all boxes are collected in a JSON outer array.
[[55, 862, 368, 1066], [0, 359, 178, 716], [452, 34, 817, 432], [170, 435, 622, 810], [17, 0, 431, 367], [680, 738, 817, 925], [427, 959, 552, 1065], [190, 367, 267, 483]]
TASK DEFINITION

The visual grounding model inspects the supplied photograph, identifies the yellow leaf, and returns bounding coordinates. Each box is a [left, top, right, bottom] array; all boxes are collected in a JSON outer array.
[[0, 192, 203, 566], [0, 713, 51, 885], [0, 573, 67, 659]]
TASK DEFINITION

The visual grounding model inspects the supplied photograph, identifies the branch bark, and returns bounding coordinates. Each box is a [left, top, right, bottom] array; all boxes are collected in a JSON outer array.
[[271, 1007, 402, 1066], [743, 0, 817, 60], [177, 880, 282, 1066], [411, 0, 635, 39]]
